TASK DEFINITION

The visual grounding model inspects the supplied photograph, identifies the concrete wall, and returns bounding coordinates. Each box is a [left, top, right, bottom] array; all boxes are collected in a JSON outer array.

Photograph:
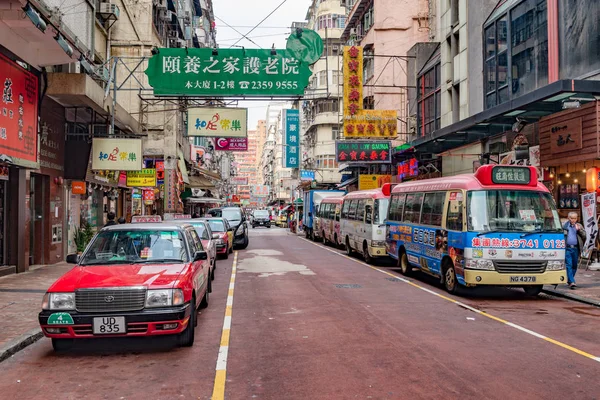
[[441, 142, 482, 176]]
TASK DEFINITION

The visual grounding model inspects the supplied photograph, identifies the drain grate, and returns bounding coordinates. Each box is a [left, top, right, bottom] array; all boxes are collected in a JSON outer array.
[[385, 277, 403, 282], [334, 284, 362, 289]]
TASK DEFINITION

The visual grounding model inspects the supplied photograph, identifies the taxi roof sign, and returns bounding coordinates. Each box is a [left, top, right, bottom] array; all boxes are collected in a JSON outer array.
[[131, 215, 163, 223]]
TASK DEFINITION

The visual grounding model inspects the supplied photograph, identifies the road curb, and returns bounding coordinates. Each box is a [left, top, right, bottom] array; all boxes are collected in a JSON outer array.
[[0, 328, 43, 363], [542, 287, 600, 308]]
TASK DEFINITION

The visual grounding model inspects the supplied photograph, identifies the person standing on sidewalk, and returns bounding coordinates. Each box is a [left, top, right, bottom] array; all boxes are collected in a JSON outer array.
[[105, 212, 118, 227], [563, 212, 586, 289]]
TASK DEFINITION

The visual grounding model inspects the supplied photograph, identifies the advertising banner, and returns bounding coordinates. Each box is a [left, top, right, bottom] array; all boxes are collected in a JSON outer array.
[[300, 170, 315, 181], [283, 109, 300, 168], [164, 169, 178, 212], [359, 174, 391, 190], [214, 137, 248, 151], [581, 193, 598, 257], [253, 185, 270, 197], [0, 52, 38, 167], [92, 138, 143, 171], [342, 46, 397, 138], [335, 140, 391, 163], [188, 107, 248, 138], [126, 169, 157, 187], [230, 176, 248, 185], [145, 48, 312, 97]]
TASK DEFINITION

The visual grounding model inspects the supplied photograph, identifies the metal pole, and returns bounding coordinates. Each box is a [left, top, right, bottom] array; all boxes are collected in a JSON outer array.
[[325, 26, 329, 97], [111, 58, 117, 135]]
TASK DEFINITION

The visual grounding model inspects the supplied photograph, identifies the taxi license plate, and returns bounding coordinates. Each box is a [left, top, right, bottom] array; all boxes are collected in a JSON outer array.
[[510, 276, 537, 283], [93, 316, 126, 334]]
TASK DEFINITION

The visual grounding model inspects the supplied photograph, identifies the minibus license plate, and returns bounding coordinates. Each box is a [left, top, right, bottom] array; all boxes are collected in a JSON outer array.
[[510, 276, 536, 283]]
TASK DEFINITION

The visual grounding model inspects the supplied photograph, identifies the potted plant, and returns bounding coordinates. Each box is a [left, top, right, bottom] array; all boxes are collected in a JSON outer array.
[[73, 221, 95, 254]]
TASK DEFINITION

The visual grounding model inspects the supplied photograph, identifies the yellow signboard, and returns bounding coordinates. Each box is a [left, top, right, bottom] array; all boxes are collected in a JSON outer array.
[[358, 174, 392, 190], [343, 46, 398, 138], [127, 169, 157, 187]]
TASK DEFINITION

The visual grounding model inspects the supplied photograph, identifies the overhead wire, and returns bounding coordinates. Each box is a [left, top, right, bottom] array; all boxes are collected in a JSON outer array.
[[229, 0, 290, 48]]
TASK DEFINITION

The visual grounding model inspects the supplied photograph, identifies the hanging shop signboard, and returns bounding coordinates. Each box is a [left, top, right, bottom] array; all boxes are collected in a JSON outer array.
[[214, 137, 248, 151], [145, 48, 313, 97], [335, 140, 391, 163], [358, 174, 391, 190], [187, 107, 248, 138], [126, 169, 157, 187], [92, 138, 143, 171], [0, 52, 38, 168], [342, 46, 398, 138], [283, 109, 300, 168], [230, 176, 248, 185], [253, 185, 270, 197], [300, 170, 315, 181], [398, 159, 419, 179]]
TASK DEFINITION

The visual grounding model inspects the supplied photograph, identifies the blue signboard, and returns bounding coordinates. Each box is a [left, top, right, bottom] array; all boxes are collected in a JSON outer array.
[[300, 170, 315, 181], [283, 109, 300, 168]]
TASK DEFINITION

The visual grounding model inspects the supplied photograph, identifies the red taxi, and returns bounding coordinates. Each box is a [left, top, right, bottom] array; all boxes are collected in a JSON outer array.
[[202, 217, 234, 259], [38, 222, 211, 351]]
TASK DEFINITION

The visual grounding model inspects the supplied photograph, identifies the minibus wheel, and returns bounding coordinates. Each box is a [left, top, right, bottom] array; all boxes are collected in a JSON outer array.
[[363, 242, 374, 264], [399, 251, 412, 276], [345, 237, 354, 256], [443, 261, 459, 294]]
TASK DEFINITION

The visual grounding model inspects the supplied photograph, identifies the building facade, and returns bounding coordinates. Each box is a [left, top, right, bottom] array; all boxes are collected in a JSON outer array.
[[404, 0, 600, 221]]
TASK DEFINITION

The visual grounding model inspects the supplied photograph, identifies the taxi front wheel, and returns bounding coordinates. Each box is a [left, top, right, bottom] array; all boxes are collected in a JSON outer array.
[[179, 299, 196, 347]]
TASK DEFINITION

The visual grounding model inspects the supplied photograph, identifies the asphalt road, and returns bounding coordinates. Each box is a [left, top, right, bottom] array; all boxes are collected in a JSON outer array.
[[0, 226, 599, 399]]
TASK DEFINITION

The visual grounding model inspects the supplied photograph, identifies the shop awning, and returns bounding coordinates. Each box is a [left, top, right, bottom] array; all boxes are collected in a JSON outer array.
[[188, 174, 215, 189], [337, 177, 357, 189], [178, 153, 190, 185], [186, 197, 225, 204], [411, 79, 600, 155]]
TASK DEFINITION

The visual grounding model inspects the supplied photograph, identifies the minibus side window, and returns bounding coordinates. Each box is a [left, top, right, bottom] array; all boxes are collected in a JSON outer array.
[[446, 191, 464, 231]]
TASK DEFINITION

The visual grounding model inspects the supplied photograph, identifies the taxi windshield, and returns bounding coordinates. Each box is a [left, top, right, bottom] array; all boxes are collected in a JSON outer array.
[[206, 220, 225, 232], [253, 210, 269, 218], [79, 230, 189, 265], [467, 190, 562, 233]]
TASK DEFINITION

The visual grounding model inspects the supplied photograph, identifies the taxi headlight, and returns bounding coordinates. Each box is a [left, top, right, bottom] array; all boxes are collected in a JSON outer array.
[[547, 260, 565, 271], [215, 238, 224, 245], [145, 289, 184, 308], [235, 224, 244, 236], [43, 293, 75, 310], [465, 259, 495, 271]]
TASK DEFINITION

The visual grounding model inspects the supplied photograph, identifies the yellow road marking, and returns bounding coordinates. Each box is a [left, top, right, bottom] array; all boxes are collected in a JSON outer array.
[[300, 238, 600, 363], [211, 251, 238, 400]]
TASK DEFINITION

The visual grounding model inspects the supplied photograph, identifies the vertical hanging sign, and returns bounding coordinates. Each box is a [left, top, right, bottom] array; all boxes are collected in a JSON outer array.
[[283, 109, 300, 168]]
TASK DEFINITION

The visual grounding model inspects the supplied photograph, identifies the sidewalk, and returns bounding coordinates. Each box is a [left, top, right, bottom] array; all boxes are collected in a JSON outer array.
[[542, 268, 600, 306], [0, 262, 72, 362]]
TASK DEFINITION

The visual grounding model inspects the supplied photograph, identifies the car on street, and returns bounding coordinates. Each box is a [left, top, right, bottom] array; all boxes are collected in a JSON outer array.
[[172, 219, 217, 278], [251, 209, 271, 228], [208, 206, 249, 249], [202, 217, 234, 259], [38, 223, 211, 351]]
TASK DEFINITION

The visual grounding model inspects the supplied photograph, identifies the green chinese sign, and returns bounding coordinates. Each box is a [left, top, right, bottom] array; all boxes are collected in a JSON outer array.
[[145, 48, 313, 97], [491, 166, 531, 185]]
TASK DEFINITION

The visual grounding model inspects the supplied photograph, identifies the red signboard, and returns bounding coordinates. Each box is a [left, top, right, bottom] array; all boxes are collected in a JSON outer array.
[[215, 137, 248, 151], [0, 53, 38, 166], [143, 190, 155, 201]]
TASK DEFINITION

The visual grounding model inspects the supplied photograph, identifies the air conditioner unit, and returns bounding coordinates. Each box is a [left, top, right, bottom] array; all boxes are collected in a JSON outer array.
[[178, 39, 187, 48], [156, 0, 167, 10], [99, 3, 120, 19], [184, 11, 191, 22], [332, 45, 339, 51], [350, 28, 357, 35]]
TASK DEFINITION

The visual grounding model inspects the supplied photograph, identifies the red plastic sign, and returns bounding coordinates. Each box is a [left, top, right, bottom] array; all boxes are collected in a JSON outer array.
[[0, 53, 38, 165]]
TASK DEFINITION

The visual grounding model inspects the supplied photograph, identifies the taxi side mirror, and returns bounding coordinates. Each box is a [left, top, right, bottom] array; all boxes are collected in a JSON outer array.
[[194, 251, 208, 261], [66, 254, 80, 264]]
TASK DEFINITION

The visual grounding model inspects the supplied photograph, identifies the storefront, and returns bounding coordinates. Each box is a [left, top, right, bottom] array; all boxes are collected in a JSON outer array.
[[0, 49, 39, 274], [540, 101, 600, 219]]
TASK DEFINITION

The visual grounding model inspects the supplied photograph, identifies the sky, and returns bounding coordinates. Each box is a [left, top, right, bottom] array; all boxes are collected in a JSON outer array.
[[212, 0, 312, 129]]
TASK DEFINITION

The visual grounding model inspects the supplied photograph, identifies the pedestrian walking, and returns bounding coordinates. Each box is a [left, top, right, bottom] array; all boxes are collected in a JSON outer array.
[[105, 212, 118, 227], [563, 212, 586, 289]]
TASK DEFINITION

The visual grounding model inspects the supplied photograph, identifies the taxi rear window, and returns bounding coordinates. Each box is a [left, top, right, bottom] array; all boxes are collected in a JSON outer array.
[[80, 230, 189, 265]]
